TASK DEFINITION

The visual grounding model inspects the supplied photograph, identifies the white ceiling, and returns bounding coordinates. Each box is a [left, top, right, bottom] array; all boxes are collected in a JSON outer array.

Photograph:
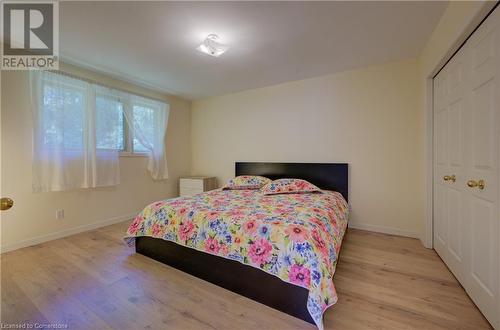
[[60, 1, 448, 100]]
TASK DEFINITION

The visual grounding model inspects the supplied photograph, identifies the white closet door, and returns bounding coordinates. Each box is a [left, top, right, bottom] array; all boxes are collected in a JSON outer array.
[[434, 6, 500, 329], [433, 65, 448, 255], [433, 50, 468, 284], [463, 7, 499, 326]]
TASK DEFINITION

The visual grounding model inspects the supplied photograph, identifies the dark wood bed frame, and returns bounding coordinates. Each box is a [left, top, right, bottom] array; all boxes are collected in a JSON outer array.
[[136, 162, 348, 324]]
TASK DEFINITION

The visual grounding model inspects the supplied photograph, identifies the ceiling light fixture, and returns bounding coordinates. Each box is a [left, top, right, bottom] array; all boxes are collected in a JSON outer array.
[[196, 34, 228, 57]]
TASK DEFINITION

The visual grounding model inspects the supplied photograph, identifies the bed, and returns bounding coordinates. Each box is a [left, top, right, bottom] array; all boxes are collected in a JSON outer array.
[[125, 162, 349, 329]]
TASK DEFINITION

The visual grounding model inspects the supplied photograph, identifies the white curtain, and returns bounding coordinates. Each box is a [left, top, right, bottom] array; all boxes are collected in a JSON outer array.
[[125, 95, 170, 180], [30, 71, 120, 192], [92, 85, 170, 180], [30, 71, 170, 192]]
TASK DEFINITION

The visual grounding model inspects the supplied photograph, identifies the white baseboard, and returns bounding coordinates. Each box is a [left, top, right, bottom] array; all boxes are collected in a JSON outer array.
[[0, 211, 138, 254], [348, 221, 419, 239], [1, 216, 420, 253]]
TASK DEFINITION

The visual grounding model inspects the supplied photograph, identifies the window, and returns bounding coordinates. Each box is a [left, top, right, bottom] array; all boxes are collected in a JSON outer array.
[[31, 70, 170, 192], [39, 74, 166, 155], [132, 103, 156, 152], [96, 94, 125, 151], [42, 81, 85, 149]]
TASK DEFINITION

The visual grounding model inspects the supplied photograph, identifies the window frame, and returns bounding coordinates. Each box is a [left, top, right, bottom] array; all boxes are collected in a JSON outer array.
[[93, 91, 151, 156], [94, 92, 127, 153], [120, 115, 149, 157], [41, 77, 156, 157]]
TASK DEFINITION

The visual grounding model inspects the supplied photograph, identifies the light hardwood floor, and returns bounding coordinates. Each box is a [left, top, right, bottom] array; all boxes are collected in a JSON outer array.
[[1, 222, 492, 329]]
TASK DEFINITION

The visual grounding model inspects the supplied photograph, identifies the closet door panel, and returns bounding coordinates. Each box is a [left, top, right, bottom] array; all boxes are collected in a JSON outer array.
[[434, 53, 468, 280], [447, 187, 464, 267], [434, 183, 448, 249], [447, 91, 467, 189], [433, 71, 449, 256], [448, 101, 463, 167], [469, 196, 498, 322], [470, 78, 498, 202], [471, 199, 496, 296], [464, 8, 499, 327], [446, 57, 466, 184], [445, 69, 466, 278], [434, 108, 448, 182], [434, 72, 448, 170]]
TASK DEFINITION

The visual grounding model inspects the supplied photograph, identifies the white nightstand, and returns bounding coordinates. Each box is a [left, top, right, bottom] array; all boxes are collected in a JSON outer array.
[[179, 176, 217, 197]]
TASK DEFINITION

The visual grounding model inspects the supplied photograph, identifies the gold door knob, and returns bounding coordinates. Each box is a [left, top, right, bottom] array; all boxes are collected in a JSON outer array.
[[443, 175, 456, 182], [0, 197, 14, 211], [467, 179, 485, 190]]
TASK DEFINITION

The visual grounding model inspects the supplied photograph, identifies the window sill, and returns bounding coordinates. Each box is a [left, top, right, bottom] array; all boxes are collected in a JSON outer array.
[[119, 152, 149, 157]]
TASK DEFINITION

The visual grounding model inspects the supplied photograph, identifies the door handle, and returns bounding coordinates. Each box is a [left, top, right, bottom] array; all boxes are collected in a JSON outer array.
[[0, 197, 14, 211], [443, 175, 456, 182], [467, 179, 485, 190]]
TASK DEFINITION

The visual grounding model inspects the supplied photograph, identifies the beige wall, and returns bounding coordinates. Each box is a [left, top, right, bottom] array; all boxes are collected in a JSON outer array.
[[189, 1, 496, 242], [0, 63, 191, 251], [2, 1, 494, 251], [191, 59, 423, 238]]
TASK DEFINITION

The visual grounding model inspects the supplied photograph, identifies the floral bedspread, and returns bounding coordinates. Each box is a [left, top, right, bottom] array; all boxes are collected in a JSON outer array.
[[124, 189, 349, 329]]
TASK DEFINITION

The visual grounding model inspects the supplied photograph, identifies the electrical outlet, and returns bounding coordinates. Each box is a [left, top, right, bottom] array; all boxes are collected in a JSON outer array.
[[56, 209, 64, 219]]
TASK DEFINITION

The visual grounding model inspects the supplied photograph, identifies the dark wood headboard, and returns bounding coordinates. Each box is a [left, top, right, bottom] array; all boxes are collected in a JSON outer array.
[[235, 162, 348, 201]]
